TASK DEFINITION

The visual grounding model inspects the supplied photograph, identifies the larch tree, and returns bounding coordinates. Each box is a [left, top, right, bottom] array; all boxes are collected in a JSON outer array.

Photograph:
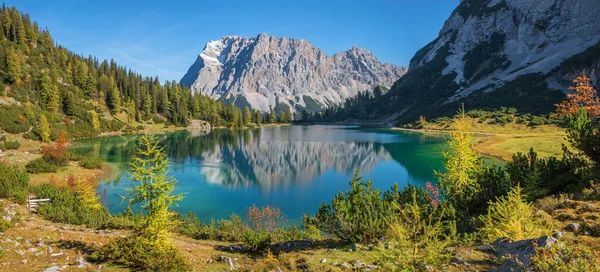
[[435, 105, 483, 199], [90, 111, 100, 130], [76, 177, 102, 210], [126, 98, 136, 124], [127, 135, 183, 251], [39, 114, 50, 142]]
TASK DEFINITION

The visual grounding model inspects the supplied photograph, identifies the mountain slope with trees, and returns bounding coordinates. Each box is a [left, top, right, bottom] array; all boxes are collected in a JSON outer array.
[[0, 5, 289, 140]]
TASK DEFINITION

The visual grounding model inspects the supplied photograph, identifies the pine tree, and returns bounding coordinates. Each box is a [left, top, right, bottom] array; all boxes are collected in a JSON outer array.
[[39, 73, 60, 112], [269, 107, 276, 124], [243, 106, 251, 126], [278, 111, 287, 123], [254, 110, 262, 126], [39, 114, 50, 142], [15, 12, 26, 44], [127, 135, 184, 251], [285, 109, 293, 123], [107, 87, 120, 115]]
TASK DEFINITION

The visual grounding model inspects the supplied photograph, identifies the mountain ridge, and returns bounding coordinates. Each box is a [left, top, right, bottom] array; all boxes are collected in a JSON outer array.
[[350, 0, 600, 123], [180, 34, 407, 113]]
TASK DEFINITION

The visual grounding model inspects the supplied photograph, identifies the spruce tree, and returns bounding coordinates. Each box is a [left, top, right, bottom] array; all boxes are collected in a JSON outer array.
[[243, 106, 251, 126], [269, 107, 276, 124]]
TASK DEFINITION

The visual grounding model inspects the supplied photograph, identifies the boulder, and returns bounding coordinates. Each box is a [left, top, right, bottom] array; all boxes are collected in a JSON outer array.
[[490, 236, 557, 272], [564, 223, 580, 232]]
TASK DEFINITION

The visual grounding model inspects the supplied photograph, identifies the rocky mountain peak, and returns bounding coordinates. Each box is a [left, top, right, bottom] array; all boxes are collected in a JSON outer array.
[[180, 34, 407, 113]]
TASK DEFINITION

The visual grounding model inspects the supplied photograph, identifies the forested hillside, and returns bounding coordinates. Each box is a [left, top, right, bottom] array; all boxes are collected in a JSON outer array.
[[0, 5, 277, 140]]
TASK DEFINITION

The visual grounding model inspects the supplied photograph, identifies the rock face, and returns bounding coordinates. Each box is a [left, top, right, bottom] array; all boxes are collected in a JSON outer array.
[[490, 236, 558, 272], [378, 0, 600, 122], [180, 34, 407, 113]]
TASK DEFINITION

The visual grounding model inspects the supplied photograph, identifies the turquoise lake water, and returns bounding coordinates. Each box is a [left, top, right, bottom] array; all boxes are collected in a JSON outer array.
[[71, 125, 446, 222]]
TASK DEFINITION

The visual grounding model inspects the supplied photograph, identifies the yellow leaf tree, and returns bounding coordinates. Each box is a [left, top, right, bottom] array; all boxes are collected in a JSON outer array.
[[436, 106, 483, 199]]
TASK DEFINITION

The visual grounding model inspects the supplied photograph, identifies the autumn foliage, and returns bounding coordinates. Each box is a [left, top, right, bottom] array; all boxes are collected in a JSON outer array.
[[246, 205, 286, 233], [42, 130, 70, 166], [555, 75, 600, 117]]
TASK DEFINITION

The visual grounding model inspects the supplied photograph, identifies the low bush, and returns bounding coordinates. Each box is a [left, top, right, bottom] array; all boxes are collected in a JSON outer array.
[[0, 141, 20, 150], [152, 116, 165, 124], [377, 192, 455, 271], [0, 105, 33, 134], [315, 171, 392, 243], [91, 236, 189, 272], [530, 239, 600, 271], [243, 230, 272, 252], [0, 163, 29, 203], [79, 157, 103, 169], [42, 131, 70, 166], [100, 118, 125, 132], [22, 131, 41, 141], [478, 185, 552, 242], [30, 184, 110, 228], [25, 158, 58, 174], [506, 148, 589, 200], [0, 219, 12, 232]]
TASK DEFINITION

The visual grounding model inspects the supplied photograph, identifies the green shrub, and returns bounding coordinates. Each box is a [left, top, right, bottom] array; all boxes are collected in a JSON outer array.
[[152, 116, 165, 124], [478, 185, 552, 242], [25, 158, 58, 173], [528, 116, 546, 126], [0, 105, 33, 134], [22, 131, 41, 141], [243, 230, 272, 252], [566, 108, 600, 164], [530, 239, 600, 271], [0, 219, 12, 232], [506, 148, 589, 200], [79, 157, 103, 169], [100, 118, 125, 132], [30, 184, 110, 228], [315, 171, 392, 243], [0, 163, 29, 203], [377, 192, 455, 271], [91, 236, 189, 272], [0, 141, 20, 150], [201, 214, 249, 242]]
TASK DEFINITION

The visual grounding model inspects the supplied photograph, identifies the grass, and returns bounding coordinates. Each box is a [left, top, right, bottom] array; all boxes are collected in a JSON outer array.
[[473, 134, 567, 161], [398, 119, 569, 161]]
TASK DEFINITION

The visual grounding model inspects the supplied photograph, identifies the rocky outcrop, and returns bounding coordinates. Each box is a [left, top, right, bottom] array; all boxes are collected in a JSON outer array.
[[490, 236, 558, 272], [377, 0, 600, 122], [180, 34, 407, 113]]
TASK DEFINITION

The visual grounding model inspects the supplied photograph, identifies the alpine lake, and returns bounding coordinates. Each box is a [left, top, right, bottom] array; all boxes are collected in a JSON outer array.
[[70, 125, 446, 222]]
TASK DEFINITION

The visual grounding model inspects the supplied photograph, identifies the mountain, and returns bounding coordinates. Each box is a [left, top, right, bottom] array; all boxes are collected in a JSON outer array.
[[372, 0, 600, 122], [180, 34, 407, 113]]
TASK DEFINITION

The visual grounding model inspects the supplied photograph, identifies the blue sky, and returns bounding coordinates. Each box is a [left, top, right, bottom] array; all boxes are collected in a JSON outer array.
[[6, 0, 459, 82]]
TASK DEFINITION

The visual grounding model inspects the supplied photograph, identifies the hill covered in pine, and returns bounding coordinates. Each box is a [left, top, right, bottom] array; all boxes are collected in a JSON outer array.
[[0, 5, 280, 140]]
